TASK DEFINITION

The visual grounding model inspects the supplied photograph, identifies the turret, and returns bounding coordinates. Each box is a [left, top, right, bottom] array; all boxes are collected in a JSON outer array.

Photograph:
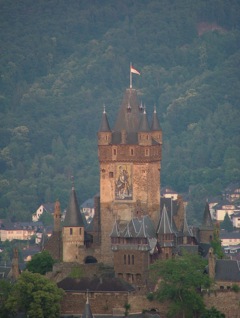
[[138, 107, 151, 146], [98, 105, 112, 145], [62, 182, 86, 262], [151, 105, 162, 144]]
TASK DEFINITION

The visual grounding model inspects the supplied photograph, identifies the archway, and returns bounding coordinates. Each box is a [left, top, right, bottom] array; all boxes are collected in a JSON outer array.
[[84, 256, 98, 264]]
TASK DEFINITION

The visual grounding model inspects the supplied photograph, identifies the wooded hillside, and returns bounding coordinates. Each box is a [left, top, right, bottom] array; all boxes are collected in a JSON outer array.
[[0, 0, 240, 223]]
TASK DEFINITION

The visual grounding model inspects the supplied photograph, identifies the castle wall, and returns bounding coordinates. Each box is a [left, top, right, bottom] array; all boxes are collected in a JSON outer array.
[[204, 290, 240, 317], [113, 249, 149, 285]]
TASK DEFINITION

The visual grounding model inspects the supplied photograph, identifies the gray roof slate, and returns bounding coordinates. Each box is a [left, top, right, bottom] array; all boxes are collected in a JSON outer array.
[[215, 259, 240, 282], [64, 187, 85, 227]]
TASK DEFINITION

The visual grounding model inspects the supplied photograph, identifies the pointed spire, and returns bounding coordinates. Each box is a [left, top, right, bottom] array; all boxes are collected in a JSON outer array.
[[157, 205, 174, 235], [64, 183, 85, 227], [202, 202, 213, 228], [182, 211, 193, 236], [139, 105, 150, 132], [82, 289, 94, 318], [110, 219, 120, 238], [99, 104, 111, 132], [113, 89, 141, 133], [151, 105, 161, 131]]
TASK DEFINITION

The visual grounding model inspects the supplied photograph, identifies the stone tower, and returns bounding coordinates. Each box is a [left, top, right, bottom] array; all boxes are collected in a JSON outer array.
[[62, 184, 85, 263], [199, 202, 214, 243], [54, 200, 61, 232], [98, 88, 162, 264]]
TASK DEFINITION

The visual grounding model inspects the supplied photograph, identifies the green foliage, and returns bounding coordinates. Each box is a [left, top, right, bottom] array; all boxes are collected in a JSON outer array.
[[0, 280, 13, 317], [150, 253, 211, 318], [231, 284, 240, 293], [68, 266, 84, 279], [201, 306, 225, 318], [211, 227, 224, 259], [39, 211, 54, 227], [0, 0, 240, 223], [4, 271, 64, 318], [25, 250, 55, 275], [220, 213, 234, 232]]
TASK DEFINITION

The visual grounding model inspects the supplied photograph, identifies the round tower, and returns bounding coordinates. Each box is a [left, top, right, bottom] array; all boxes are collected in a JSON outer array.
[[62, 184, 85, 263]]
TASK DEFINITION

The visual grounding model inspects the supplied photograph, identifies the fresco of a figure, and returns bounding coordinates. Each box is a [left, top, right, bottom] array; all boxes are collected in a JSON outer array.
[[115, 164, 133, 200]]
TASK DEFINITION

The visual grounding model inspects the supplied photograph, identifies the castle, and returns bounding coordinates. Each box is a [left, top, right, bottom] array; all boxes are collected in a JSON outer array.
[[44, 86, 214, 288]]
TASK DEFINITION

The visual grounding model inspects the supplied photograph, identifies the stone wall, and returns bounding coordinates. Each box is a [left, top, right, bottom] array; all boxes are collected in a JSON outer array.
[[204, 290, 240, 318]]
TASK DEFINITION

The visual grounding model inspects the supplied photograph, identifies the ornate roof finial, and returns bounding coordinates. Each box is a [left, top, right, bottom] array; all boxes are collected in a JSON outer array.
[[103, 104, 106, 114], [154, 104, 157, 113], [143, 104, 146, 114]]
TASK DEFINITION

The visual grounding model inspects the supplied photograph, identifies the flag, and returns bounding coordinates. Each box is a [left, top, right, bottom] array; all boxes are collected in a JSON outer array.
[[131, 66, 140, 75]]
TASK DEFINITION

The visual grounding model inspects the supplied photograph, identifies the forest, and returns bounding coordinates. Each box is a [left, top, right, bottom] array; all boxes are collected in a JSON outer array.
[[0, 0, 240, 224]]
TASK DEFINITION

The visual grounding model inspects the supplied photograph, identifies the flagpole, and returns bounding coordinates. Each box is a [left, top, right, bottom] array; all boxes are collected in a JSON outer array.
[[130, 62, 132, 89]]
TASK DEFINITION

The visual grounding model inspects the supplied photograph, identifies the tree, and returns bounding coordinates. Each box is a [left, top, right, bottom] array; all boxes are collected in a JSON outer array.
[[220, 212, 234, 232], [0, 280, 13, 317], [211, 226, 224, 259], [5, 271, 64, 318], [26, 250, 55, 275], [201, 306, 225, 318], [149, 253, 211, 318]]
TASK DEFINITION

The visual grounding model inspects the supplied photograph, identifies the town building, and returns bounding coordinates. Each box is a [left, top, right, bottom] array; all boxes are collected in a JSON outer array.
[[32, 203, 55, 222]]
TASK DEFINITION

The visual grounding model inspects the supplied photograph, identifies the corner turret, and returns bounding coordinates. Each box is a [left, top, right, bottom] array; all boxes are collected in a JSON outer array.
[[62, 182, 86, 262], [98, 105, 112, 146], [151, 105, 162, 144]]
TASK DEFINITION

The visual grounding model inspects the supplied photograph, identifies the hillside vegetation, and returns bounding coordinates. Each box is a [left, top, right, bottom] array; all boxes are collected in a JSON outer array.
[[0, 0, 240, 223]]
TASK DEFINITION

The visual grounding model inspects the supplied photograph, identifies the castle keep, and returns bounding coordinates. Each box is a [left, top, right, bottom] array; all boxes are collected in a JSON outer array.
[[98, 88, 162, 264], [44, 86, 214, 289]]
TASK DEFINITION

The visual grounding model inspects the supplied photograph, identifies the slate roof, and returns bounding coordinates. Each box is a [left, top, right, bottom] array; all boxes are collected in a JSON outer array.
[[215, 259, 240, 282], [57, 277, 135, 292], [220, 230, 240, 239], [113, 88, 142, 134], [64, 187, 85, 227], [201, 202, 213, 228], [151, 106, 161, 131], [157, 205, 174, 235], [139, 109, 150, 132], [99, 107, 111, 132], [110, 215, 156, 239], [82, 296, 94, 318]]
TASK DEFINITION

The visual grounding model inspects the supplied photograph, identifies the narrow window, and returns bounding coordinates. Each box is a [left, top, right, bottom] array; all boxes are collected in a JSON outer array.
[[132, 255, 134, 265], [113, 148, 117, 155], [130, 148, 134, 156], [124, 255, 126, 265], [109, 172, 113, 178], [128, 255, 130, 265], [70, 228, 73, 235], [79, 228, 82, 235]]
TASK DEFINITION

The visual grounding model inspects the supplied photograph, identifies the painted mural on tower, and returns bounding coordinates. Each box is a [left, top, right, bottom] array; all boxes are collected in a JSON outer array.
[[115, 164, 133, 200]]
